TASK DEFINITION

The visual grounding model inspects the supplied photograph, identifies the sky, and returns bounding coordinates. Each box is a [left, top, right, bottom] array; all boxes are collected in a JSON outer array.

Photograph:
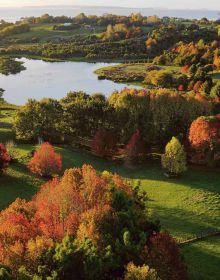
[[0, 0, 220, 10]]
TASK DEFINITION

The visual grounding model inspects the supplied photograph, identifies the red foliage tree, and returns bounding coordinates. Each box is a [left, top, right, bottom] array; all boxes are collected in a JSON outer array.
[[28, 142, 62, 177], [125, 130, 146, 161], [148, 232, 187, 280], [91, 129, 117, 158], [0, 143, 11, 175]]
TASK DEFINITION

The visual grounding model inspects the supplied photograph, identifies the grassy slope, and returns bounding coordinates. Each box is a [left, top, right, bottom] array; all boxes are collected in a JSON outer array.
[[7, 24, 105, 43]]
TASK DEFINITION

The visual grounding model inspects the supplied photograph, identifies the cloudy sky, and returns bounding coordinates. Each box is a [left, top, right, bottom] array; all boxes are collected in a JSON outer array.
[[0, 0, 219, 10]]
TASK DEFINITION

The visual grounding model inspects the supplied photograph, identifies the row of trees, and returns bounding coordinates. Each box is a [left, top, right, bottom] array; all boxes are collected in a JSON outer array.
[[20, 13, 161, 27], [14, 89, 212, 147], [101, 24, 143, 41]]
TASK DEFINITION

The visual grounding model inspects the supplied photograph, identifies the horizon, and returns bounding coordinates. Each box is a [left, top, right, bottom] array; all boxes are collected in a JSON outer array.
[[0, 1, 220, 10]]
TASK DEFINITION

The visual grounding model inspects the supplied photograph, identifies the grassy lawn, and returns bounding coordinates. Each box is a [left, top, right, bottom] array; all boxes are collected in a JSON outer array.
[[7, 24, 105, 43]]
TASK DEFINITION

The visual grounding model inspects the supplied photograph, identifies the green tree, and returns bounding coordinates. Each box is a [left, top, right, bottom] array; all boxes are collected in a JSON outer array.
[[161, 137, 187, 175]]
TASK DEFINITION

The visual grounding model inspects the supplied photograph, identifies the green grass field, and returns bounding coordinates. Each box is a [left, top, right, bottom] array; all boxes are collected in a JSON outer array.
[[0, 107, 219, 279], [6, 24, 105, 43]]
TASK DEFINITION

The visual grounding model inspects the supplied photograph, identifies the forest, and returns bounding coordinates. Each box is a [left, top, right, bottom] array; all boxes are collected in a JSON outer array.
[[0, 11, 220, 280]]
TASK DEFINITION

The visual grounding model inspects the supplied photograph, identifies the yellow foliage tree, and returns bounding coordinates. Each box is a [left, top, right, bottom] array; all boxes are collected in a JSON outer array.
[[161, 137, 187, 175]]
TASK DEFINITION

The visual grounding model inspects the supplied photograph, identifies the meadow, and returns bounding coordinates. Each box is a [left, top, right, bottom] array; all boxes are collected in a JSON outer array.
[[5, 23, 105, 43]]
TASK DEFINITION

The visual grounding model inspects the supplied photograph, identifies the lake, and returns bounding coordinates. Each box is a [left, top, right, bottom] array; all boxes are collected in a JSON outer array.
[[0, 58, 143, 105]]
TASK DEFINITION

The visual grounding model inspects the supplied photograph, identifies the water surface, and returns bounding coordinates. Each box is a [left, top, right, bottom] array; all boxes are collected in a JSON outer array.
[[0, 58, 142, 105]]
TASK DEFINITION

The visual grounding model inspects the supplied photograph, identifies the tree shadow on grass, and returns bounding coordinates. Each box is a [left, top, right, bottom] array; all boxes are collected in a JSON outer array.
[[0, 162, 44, 210], [147, 202, 220, 241], [182, 236, 220, 280], [61, 148, 220, 195]]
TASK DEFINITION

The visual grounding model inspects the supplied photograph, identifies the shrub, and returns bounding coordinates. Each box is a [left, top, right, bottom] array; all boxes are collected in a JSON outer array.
[[28, 142, 62, 177], [161, 137, 187, 175], [0, 143, 11, 175]]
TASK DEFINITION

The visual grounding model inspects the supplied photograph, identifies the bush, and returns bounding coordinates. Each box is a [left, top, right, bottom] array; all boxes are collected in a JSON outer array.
[[28, 142, 62, 177]]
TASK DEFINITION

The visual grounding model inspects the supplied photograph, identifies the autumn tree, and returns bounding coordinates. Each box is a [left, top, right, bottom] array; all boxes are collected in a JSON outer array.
[[91, 129, 117, 158], [162, 137, 187, 176], [28, 142, 62, 177], [125, 130, 146, 162], [189, 116, 220, 165], [0, 144, 11, 175]]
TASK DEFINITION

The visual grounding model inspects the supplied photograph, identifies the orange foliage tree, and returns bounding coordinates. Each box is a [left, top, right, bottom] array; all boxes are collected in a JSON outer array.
[[189, 116, 220, 165], [28, 142, 62, 177]]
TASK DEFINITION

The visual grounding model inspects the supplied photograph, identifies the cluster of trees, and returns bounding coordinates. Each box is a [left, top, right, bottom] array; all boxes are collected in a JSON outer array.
[[0, 57, 26, 75], [144, 64, 214, 94], [155, 40, 219, 67], [20, 13, 161, 27], [2, 35, 148, 60], [14, 88, 212, 149], [101, 24, 143, 41], [0, 162, 187, 279], [146, 24, 218, 58]]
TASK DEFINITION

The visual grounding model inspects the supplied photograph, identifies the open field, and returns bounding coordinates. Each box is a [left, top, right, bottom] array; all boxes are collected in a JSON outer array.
[[5, 24, 105, 44]]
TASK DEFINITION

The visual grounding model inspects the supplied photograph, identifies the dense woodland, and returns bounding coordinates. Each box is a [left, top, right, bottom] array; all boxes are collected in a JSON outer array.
[[0, 12, 220, 280]]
